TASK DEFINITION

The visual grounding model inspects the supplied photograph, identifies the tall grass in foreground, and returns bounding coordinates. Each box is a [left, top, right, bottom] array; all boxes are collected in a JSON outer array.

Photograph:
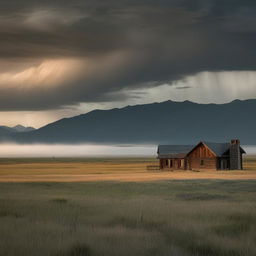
[[0, 180, 256, 256]]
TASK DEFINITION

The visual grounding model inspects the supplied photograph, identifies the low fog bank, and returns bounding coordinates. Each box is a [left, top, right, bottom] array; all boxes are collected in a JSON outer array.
[[0, 144, 157, 158], [0, 144, 255, 158], [243, 146, 256, 155]]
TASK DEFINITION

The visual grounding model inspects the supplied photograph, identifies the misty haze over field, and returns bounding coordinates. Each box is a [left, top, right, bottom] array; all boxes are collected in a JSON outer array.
[[0, 144, 156, 157], [0, 144, 256, 158]]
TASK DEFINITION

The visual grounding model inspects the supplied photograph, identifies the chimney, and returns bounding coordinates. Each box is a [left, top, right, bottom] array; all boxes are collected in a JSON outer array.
[[229, 139, 241, 170]]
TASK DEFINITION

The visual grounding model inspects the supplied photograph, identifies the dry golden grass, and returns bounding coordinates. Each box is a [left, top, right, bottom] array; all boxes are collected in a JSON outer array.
[[0, 157, 256, 182]]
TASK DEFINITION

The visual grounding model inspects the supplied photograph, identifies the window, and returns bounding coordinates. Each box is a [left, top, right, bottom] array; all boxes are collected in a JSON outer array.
[[166, 160, 168, 166], [200, 160, 204, 166]]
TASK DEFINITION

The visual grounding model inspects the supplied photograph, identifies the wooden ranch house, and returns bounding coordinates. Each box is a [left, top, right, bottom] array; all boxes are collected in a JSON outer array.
[[157, 139, 245, 170]]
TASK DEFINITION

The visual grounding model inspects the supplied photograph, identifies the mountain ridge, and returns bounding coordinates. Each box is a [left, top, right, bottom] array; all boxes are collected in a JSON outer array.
[[0, 125, 35, 133], [1, 99, 256, 144]]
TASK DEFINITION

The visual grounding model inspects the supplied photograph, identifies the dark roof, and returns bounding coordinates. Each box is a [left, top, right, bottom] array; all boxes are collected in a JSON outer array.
[[201, 142, 230, 157], [158, 141, 246, 158], [157, 145, 194, 158], [200, 141, 245, 156]]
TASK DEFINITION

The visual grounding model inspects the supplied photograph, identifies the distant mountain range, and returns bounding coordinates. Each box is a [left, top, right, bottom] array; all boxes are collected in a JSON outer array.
[[0, 125, 35, 142], [1, 99, 256, 144], [0, 125, 35, 134]]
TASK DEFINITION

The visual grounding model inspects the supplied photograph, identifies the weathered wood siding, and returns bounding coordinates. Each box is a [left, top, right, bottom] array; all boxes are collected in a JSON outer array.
[[188, 158, 217, 169], [188, 143, 215, 158], [187, 143, 217, 169]]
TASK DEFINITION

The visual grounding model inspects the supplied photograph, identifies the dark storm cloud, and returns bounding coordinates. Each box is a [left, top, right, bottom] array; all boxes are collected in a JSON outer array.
[[0, 0, 256, 110]]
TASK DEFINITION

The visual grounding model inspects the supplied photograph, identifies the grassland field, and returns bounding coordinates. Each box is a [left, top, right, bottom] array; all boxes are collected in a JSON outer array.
[[0, 156, 256, 256]]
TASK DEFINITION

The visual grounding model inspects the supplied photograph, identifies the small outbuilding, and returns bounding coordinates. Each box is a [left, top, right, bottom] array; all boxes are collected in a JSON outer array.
[[157, 139, 245, 170]]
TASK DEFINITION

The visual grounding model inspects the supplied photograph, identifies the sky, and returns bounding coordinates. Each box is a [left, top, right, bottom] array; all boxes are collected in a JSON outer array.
[[1, 0, 256, 128]]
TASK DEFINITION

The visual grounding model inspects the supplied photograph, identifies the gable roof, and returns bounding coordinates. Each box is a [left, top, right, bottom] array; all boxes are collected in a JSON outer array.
[[158, 141, 246, 158], [157, 145, 194, 158], [201, 142, 230, 157]]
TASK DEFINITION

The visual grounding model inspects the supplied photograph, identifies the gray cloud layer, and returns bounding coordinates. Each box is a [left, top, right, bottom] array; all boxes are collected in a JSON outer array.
[[0, 0, 256, 110]]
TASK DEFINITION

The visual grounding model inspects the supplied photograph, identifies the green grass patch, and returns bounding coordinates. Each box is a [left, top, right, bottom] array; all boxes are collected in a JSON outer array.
[[0, 180, 256, 256]]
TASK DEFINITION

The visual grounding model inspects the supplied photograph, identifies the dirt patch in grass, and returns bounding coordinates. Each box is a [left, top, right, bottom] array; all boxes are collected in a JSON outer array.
[[176, 193, 230, 201], [53, 244, 92, 256], [51, 198, 68, 204]]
